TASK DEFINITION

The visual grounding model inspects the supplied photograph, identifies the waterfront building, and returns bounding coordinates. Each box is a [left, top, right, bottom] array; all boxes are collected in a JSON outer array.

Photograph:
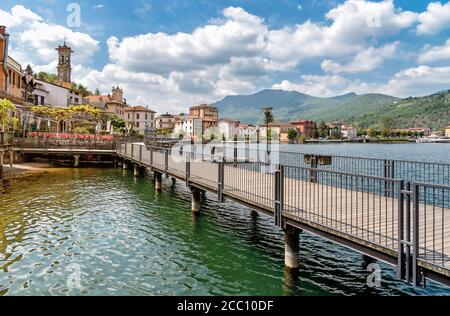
[[291, 120, 317, 138], [124, 105, 156, 134], [0, 26, 27, 103], [85, 86, 128, 119], [156, 113, 176, 130], [341, 125, 358, 139], [445, 126, 450, 138], [260, 121, 291, 143], [237, 124, 258, 140], [218, 119, 240, 140], [32, 78, 82, 107], [408, 127, 432, 136], [328, 123, 342, 138], [174, 115, 203, 140], [189, 104, 218, 132]]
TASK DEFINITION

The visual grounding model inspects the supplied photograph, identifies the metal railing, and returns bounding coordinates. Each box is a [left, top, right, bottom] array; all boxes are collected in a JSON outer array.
[[14, 137, 116, 151], [117, 142, 450, 286], [219, 144, 450, 186]]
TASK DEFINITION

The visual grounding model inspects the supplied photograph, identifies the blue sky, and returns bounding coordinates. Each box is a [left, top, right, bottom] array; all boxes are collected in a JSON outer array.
[[1, 0, 450, 113]]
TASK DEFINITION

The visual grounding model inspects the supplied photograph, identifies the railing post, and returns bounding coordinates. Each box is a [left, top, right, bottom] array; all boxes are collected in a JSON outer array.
[[233, 143, 238, 167], [150, 147, 154, 167], [218, 160, 225, 202], [397, 180, 405, 281], [384, 159, 395, 197], [125, 142, 127, 157], [186, 148, 191, 187], [405, 181, 411, 284], [310, 155, 317, 183], [131, 144, 134, 160], [412, 183, 424, 287], [165, 148, 169, 176], [139, 145, 143, 162], [274, 165, 284, 228]]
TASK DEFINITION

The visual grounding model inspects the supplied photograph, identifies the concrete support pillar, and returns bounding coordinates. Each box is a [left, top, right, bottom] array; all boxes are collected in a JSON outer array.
[[191, 188, 201, 214], [285, 225, 301, 269], [134, 164, 140, 177], [118, 159, 123, 167], [155, 171, 162, 191], [9, 149, 13, 167], [171, 177, 176, 185], [0, 151, 4, 179], [74, 155, 80, 168], [123, 160, 128, 170]]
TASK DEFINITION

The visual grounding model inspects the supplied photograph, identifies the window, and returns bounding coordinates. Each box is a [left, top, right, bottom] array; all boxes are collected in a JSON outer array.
[[75, 98, 79, 103], [137, 114, 140, 120], [136, 122, 140, 128], [8, 70, 11, 84], [145, 114, 147, 120]]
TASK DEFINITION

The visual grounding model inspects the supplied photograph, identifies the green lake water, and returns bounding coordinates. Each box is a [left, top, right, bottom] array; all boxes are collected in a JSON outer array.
[[1, 143, 450, 296]]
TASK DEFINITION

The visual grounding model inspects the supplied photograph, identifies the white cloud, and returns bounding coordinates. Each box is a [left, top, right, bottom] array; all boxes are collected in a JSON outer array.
[[321, 42, 400, 73], [418, 38, 450, 63], [267, 0, 416, 69], [3, 2, 447, 115], [417, 1, 450, 35], [0, 5, 99, 74], [83, 1, 421, 113], [272, 75, 355, 97], [0, 5, 42, 27]]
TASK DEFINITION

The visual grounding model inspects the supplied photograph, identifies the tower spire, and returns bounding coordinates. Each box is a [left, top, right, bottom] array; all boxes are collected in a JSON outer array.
[[56, 40, 73, 84]]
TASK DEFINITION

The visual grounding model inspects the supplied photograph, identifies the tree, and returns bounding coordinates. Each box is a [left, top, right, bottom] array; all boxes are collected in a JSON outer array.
[[71, 83, 93, 97], [313, 130, 320, 139], [25, 64, 34, 75], [0, 99, 19, 131], [37, 71, 58, 83], [77, 84, 92, 97], [318, 121, 329, 138], [367, 128, 378, 138], [94, 88, 101, 96], [287, 128, 298, 143], [380, 129, 390, 138], [381, 116, 396, 132]]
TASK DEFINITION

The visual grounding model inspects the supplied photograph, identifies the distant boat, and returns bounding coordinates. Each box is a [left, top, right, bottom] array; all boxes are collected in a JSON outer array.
[[416, 137, 450, 143]]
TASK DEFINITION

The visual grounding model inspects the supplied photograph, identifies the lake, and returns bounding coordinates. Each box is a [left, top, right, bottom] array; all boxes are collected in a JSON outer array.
[[0, 143, 449, 296]]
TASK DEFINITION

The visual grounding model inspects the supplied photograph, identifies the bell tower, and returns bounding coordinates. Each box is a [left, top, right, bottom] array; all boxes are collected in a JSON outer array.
[[56, 40, 73, 84]]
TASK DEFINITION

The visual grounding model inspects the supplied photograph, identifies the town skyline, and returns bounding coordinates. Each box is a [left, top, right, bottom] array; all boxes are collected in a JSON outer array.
[[1, 1, 450, 114]]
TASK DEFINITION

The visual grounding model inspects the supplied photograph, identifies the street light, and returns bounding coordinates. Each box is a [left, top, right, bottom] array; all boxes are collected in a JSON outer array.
[[262, 107, 273, 162]]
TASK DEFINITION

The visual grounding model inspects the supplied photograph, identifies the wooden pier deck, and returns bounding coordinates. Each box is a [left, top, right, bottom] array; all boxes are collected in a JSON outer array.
[[117, 143, 450, 287]]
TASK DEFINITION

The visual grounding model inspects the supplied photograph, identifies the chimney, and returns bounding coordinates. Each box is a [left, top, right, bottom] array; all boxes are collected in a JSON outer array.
[[0, 26, 6, 36]]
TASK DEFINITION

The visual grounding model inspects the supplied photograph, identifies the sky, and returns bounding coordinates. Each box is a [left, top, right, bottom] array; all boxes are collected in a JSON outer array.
[[1, 0, 450, 113]]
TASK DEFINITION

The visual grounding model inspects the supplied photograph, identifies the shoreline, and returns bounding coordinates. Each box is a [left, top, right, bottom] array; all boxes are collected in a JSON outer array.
[[1, 163, 57, 181]]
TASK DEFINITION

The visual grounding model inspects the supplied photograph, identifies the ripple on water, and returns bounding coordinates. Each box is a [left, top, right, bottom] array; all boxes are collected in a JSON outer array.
[[1, 168, 449, 296]]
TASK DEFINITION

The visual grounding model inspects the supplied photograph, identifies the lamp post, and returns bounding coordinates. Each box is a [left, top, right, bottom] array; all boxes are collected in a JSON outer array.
[[262, 107, 273, 163]]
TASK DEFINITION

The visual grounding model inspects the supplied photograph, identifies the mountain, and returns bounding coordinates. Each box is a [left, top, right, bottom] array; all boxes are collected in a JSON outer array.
[[355, 90, 450, 131], [214, 89, 399, 125]]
